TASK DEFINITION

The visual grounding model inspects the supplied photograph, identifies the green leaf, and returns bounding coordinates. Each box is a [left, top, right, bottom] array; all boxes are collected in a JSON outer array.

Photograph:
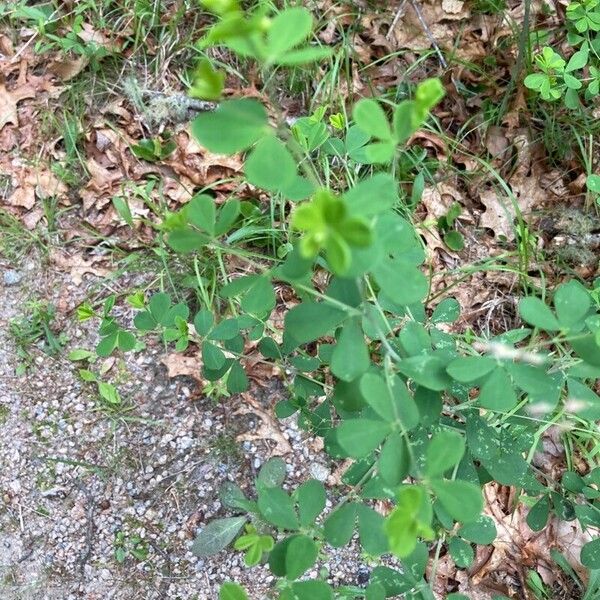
[[449, 537, 474, 568], [296, 479, 326, 527], [518, 297, 560, 331], [564, 72, 582, 89], [370, 566, 413, 596], [215, 199, 241, 235], [524, 73, 547, 90], [337, 419, 390, 458], [68, 348, 94, 361], [189, 58, 225, 100], [587, 173, 600, 193], [98, 381, 121, 405], [284, 302, 346, 345], [219, 582, 248, 600], [566, 45, 589, 72], [245, 136, 297, 192], [285, 535, 318, 579], [266, 7, 312, 56], [202, 341, 226, 370], [425, 430, 466, 478], [571, 334, 600, 366], [241, 276, 275, 317], [257, 457, 287, 489], [191, 99, 268, 154], [274, 47, 332, 66], [357, 505, 389, 555], [385, 486, 433, 558], [378, 433, 409, 486], [581, 538, 600, 569], [373, 259, 428, 306], [431, 297, 460, 323], [117, 330, 136, 352], [194, 309, 214, 336], [209, 318, 239, 341], [526, 495, 550, 532], [478, 367, 518, 411], [458, 515, 497, 544], [112, 196, 133, 226], [567, 378, 600, 419], [324, 233, 351, 274], [257, 487, 299, 530], [392, 100, 415, 144], [227, 361, 249, 394], [96, 332, 118, 357], [444, 230, 465, 251], [323, 503, 357, 546], [187, 194, 216, 235], [192, 516, 246, 557], [365, 583, 386, 600], [360, 372, 419, 429], [363, 141, 395, 163], [431, 480, 482, 523], [554, 281, 591, 328], [219, 482, 255, 512], [167, 228, 209, 252], [331, 319, 370, 382], [290, 580, 333, 600], [397, 355, 451, 391], [446, 356, 497, 383], [147, 293, 170, 322], [343, 174, 398, 217], [353, 98, 392, 140], [508, 364, 561, 406]]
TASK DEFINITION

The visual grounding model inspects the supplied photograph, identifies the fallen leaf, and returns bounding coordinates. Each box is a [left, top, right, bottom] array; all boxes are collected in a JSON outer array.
[[50, 249, 111, 285], [236, 392, 292, 456], [161, 353, 205, 383], [0, 77, 36, 131], [48, 55, 90, 81]]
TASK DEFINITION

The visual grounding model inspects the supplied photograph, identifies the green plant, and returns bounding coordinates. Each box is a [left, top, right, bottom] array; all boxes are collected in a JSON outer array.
[[525, 1, 600, 108], [9, 301, 67, 375], [114, 530, 149, 563], [77, 3, 600, 597]]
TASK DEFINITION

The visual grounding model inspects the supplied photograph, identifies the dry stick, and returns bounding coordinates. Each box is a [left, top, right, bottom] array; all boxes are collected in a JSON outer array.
[[386, 0, 409, 40], [409, 0, 448, 69]]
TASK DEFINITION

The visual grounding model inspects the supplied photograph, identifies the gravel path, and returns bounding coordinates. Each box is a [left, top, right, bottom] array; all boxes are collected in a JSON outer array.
[[0, 257, 369, 599]]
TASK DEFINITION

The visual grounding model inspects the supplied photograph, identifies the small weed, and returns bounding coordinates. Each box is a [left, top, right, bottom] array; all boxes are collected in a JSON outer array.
[[9, 301, 67, 375], [211, 432, 242, 463], [114, 530, 150, 563]]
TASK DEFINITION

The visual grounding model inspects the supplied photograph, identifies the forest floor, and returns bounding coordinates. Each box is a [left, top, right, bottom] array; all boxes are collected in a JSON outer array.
[[1, 0, 599, 598]]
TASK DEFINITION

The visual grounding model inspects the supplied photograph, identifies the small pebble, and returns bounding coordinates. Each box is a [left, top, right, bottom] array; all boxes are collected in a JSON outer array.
[[3, 270, 23, 286]]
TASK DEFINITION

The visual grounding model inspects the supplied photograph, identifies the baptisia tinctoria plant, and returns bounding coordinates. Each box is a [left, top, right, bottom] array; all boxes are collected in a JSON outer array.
[[81, 2, 600, 598]]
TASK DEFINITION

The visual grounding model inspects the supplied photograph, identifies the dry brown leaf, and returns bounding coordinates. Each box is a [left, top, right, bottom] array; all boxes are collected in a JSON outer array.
[[161, 353, 205, 383], [77, 23, 118, 51], [485, 126, 510, 159], [392, 0, 471, 52], [0, 35, 14, 57], [5, 167, 69, 210], [165, 129, 243, 186], [50, 249, 111, 285], [479, 131, 548, 240], [48, 55, 90, 81], [0, 78, 36, 131], [235, 392, 292, 456]]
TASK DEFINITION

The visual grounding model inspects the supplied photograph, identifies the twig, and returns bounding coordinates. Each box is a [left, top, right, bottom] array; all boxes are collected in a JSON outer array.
[[409, 0, 448, 68], [386, 0, 409, 40]]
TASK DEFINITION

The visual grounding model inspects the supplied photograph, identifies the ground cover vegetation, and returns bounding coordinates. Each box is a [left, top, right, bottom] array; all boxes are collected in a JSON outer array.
[[2, 0, 600, 598]]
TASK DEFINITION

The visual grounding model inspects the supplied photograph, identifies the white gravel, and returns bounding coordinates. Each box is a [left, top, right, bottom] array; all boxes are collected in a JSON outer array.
[[0, 259, 374, 599]]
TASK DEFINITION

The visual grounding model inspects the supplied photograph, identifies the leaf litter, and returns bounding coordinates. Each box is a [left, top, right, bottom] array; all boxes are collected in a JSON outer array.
[[0, 2, 598, 596]]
